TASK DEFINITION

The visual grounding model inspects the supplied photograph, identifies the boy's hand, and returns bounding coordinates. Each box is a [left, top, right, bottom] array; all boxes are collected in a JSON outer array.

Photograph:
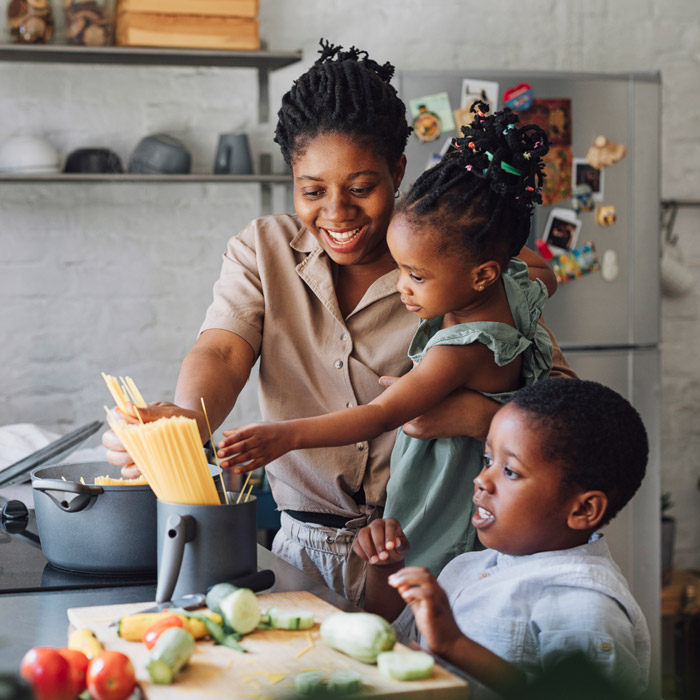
[[387, 566, 463, 658], [218, 422, 295, 473], [353, 518, 409, 566]]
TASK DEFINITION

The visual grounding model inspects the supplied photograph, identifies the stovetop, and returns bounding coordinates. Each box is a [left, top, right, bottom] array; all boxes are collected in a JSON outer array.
[[0, 495, 156, 594]]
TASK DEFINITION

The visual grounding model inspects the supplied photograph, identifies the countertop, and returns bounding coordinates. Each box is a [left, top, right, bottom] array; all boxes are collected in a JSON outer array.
[[0, 545, 358, 674]]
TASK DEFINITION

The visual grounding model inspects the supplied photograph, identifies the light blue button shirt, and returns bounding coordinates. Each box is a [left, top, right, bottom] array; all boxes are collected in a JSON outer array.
[[393, 535, 650, 698]]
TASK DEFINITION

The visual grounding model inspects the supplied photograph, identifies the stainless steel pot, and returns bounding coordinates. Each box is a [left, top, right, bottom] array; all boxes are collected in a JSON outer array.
[[31, 461, 157, 574]]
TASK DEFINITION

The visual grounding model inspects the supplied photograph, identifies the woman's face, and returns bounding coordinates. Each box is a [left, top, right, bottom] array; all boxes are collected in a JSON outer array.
[[292, 132, 405, 267]]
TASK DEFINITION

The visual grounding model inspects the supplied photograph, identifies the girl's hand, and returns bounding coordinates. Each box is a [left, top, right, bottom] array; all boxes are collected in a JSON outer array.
[[352, 518, 410, 566], [218, 422, 295, 474], [387, 566, 463, 658]]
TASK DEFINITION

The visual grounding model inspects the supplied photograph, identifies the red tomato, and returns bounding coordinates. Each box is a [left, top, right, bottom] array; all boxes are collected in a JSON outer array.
[[87, 650, 137, 700], [57, 647, 89, 696], [142, 614, 184, 650], [19, 647, 74, 700]]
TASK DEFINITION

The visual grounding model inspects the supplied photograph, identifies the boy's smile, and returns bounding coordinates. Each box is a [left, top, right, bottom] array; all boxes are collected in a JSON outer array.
[[473, 403, 588, 555]]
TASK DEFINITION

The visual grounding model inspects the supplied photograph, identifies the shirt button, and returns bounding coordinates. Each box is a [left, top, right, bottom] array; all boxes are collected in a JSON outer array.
[[326, 535, 336, 544], [346, 401, 354, 408], [340, 332, 348, 341], [356, 442, 365, 451], [480, 572, 490, 579], [600, 641, 612, 652], [334, 360, 343, 369]]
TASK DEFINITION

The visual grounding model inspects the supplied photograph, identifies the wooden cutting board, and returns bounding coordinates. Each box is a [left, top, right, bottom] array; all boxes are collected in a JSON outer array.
[[68, 591, 470, 699]]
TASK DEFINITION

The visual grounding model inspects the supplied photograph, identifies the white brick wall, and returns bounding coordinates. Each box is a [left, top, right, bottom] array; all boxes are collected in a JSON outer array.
[[1, 0, 699, 567]]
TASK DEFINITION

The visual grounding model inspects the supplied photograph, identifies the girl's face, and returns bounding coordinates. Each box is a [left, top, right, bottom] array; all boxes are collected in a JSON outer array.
[[472, 404, 583, 556], [292, 132, 405, 267], [387, 214, 480, 320]]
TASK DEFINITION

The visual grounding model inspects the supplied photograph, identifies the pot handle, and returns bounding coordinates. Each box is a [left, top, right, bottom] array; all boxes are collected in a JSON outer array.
[[156, 514, 196, 604], [32, 478, 104, 513]]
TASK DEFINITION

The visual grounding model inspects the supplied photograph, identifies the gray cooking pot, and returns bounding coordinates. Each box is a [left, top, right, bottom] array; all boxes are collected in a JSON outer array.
[[31, 461, 157, 574]]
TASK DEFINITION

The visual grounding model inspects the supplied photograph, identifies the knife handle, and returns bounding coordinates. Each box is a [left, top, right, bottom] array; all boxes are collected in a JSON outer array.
[[211, 568, 275, 594]]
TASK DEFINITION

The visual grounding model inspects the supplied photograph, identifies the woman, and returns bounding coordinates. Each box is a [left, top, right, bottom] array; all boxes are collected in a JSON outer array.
[[104, 41, 576, 604]]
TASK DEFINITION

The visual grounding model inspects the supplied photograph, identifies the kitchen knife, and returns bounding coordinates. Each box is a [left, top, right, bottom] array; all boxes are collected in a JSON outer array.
[[131, 568, 276, 616]]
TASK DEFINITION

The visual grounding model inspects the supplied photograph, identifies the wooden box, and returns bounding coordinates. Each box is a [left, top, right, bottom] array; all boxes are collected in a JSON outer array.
[[117, 0, 258, 17], [115, 12, 260, 50]]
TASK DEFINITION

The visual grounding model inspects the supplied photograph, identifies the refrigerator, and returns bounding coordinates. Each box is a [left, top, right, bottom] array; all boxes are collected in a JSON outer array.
[[397, 70, 662, 696]]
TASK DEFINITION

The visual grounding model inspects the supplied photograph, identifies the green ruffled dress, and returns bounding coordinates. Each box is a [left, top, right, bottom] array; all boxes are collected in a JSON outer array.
[[383, 258, 553, 575]]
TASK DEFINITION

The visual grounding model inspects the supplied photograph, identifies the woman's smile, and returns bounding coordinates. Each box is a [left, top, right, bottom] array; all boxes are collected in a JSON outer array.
[[319, 224, 367, 251]]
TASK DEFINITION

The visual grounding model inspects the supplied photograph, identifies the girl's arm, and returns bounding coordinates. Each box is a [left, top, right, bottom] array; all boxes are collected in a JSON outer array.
[[218, 342, 489, 473], [517, 245, 557, 297], [389, 567, 527, 697]]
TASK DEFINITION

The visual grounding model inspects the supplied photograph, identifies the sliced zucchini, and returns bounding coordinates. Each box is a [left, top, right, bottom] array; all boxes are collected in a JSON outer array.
[[319, 611, 396, 664], [294, 670, 326, 696], [146, 626, 196, 685], [266, 607, 315, 630], [327, 669, 363, 695], [219, 587, 260, 635], [205, 581, 238, 615], [376, 650, 434, 681]]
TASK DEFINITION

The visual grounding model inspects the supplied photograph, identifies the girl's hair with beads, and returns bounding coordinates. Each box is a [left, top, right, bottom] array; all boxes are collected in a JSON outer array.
[[397, 102, 550, 266], [274, 39, 412, 168]]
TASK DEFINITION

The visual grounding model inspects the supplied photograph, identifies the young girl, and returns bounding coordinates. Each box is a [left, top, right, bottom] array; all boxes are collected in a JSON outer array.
[[218, 102, 556, 575]]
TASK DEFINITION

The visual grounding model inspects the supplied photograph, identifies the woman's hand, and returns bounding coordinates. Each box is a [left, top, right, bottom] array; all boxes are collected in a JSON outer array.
[[387, 566, 463, 658], [352, 518, 409, 566], [218, 421, 296, 474], [101, 402, 201, 478]]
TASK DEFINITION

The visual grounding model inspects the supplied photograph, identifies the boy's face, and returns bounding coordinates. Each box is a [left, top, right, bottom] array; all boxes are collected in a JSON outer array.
[[473, 403, 583, 555]]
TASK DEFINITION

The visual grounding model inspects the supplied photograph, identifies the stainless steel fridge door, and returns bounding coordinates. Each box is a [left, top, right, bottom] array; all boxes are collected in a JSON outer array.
[[396, 70, 661, 347], [565, 346, 661, 697]]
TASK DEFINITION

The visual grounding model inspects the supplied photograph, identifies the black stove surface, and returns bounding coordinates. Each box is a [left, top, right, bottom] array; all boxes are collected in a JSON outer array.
[[0, 495, 156, 594]]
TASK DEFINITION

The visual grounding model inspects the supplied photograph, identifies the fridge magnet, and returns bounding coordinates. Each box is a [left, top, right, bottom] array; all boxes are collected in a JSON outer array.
[[517, 98, 572, 146], [460, 79, 500, 112], [409, 92, 456, 142], [600, 249, 620, 282], [542, 207, 581, 253], [572, 157, 604, 201], [571, 183, 594, 213], [595, 204, 617, 227], [535, 238, 554, 260], [550, 241, 600, 284], [586, 135, 627, 170], [503, 82, 534, 111], [541, 146, 573, 206]]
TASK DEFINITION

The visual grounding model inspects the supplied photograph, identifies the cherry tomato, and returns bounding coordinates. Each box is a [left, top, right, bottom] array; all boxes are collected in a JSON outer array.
[[57, 647, 89, 696], [19, 647, 74, 700], [86, 650, 137, 700], [142, 614, 184, 650]]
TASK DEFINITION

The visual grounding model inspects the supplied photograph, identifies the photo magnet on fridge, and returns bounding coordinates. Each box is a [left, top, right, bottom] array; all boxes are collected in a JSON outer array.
[[453, 79, 500, 131], [541, 146, 573, 206], [573, 157, 605, 201], [543, 207, 582, 253], [518, 98, 572, 147], [409, 92, 456, 142]]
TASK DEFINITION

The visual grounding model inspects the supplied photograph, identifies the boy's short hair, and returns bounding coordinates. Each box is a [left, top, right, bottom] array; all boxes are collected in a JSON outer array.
[[508, 378, 648, 527]]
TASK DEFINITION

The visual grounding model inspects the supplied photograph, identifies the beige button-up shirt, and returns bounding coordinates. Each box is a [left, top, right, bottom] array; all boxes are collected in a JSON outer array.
[[200, 214, 416, 518]]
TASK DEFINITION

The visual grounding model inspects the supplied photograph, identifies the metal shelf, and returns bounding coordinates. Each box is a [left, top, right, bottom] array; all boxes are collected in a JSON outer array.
[[0, 172, 292, 184], [0, 43, 302, 70]]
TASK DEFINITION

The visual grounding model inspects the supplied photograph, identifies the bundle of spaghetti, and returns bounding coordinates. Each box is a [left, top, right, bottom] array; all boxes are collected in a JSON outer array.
[[105, 414, 220, 505], [102, 372, 147, 413]]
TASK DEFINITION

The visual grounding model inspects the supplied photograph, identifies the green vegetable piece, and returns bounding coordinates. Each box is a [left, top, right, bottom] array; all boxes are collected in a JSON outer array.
[[146, 626, 195, 685], [294, 670, 326, 696], [219, 587, 261, 635], [183, 610, 247, 652], [205, 581, 238, 615], [267, 607, 315, 630], [319, 612, 396, 664], [376, 650, 435, 681], [327, 669, 363, 695]]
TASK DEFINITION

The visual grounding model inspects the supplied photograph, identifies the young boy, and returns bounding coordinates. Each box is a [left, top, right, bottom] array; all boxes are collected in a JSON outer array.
[[353, 378, 651, 698]]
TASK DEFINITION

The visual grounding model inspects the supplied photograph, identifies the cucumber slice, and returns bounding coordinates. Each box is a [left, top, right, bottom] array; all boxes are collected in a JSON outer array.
[[377, 650, 434, 681], [327, 669, 363, 695], [267, 607, 315, 630], [219, 587, 260, 635], [205, 582, 238, 615], [294, 670, 326, 695]]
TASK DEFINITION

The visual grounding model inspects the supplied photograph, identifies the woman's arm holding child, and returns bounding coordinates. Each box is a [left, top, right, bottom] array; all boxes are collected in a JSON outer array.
[[517, 245, 557, 297]]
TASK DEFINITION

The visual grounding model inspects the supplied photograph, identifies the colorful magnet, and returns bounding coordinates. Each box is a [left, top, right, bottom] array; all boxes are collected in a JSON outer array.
[[549, 241, 600, 284], [595, 205, 617, 227], [413, 105, 442, 142], [409, 92, 455, 143], [503, 83, 534, 111], [586, 136, 627, 170], [571, 183, 594, 213], [535, 238, 554, 260]]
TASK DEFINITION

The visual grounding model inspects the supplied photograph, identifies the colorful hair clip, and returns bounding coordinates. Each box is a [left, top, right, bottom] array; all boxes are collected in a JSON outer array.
[[484, 150, 522, 177]]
